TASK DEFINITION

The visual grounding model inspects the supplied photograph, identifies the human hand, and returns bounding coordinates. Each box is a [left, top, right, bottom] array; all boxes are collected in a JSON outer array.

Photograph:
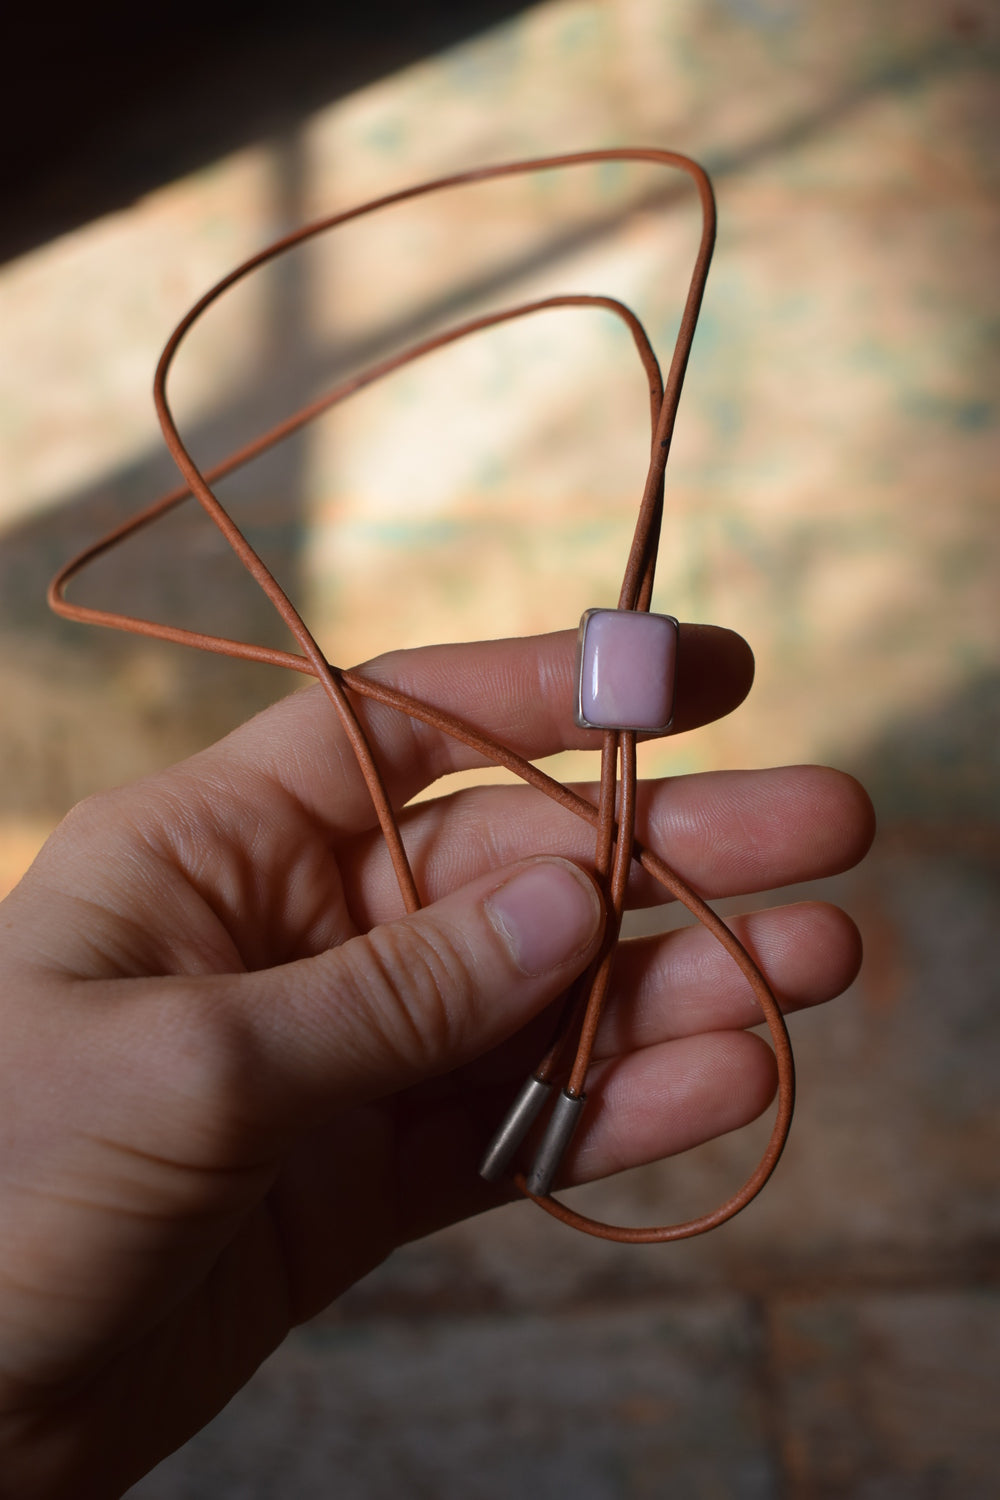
[[0, 626, 873, 1497]]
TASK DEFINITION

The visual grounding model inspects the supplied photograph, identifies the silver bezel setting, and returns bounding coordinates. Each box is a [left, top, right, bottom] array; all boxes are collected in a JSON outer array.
[[573, 607, 679, 733]]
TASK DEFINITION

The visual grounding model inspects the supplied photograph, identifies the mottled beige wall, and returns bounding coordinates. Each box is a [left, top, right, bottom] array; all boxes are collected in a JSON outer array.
[[1, 0, 996, 892]]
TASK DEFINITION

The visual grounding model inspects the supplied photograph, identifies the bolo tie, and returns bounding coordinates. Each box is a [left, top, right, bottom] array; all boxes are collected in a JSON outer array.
[[50, 149, 795, 1244]]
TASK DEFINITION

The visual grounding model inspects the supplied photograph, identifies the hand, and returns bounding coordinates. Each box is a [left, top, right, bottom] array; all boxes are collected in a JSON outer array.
[[0, 626, 873, 1498]]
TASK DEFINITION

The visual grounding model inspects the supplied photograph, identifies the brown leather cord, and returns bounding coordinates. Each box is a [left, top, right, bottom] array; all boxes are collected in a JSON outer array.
[[48, 149, 795, 1242]]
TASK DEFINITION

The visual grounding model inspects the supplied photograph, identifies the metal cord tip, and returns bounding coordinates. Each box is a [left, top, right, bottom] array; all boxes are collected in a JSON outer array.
[[525, 1089, 586, 1197], [478, 1075, 553, 1182]]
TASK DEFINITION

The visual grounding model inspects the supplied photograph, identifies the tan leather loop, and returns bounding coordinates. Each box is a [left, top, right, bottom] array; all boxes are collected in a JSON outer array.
[[49, 149, 795, 1242]]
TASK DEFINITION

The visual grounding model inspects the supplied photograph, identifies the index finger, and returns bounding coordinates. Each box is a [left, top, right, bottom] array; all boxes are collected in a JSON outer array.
[[172, 624, 753, 835]]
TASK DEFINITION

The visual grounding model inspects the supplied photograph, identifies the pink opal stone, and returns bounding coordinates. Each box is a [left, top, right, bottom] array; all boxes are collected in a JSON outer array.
[[575, 609, 678, 731]]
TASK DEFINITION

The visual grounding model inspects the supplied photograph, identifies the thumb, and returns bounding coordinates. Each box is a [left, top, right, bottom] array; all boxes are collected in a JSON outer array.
[[215, 857, 604, 1131]]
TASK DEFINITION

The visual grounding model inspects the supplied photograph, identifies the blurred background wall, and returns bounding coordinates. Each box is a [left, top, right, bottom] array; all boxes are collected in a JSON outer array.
[[2, 1, 998, 1494]]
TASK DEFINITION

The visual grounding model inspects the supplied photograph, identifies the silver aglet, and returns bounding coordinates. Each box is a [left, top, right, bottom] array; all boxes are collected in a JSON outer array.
[[525, 1089, 586, 1197], [478, 1076, 553, 1182]]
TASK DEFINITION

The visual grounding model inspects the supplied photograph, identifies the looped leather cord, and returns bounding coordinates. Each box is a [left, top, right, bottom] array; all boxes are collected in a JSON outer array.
[[49, 149, 795, 1243]]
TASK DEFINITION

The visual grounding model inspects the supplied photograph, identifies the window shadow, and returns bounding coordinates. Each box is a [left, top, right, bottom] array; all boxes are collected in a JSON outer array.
[[2, 3, 538, 265], [1, 16, 992, 824]]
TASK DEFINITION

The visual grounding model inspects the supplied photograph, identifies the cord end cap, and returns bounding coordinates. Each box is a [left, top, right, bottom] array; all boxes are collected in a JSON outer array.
[[525, 1089, 586, 1197], [478, 1075, 553, 1183]]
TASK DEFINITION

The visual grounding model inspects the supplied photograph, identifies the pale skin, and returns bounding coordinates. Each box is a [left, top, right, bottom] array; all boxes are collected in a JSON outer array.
[[0, 626, 874, 1498]]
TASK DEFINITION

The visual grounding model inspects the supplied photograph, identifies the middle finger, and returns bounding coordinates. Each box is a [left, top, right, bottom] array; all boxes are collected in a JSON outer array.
[[339, 764, 873, 930]]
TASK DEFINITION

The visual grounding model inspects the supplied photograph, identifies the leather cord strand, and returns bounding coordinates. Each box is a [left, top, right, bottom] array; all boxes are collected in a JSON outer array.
[[49, 149, 795, 1243]]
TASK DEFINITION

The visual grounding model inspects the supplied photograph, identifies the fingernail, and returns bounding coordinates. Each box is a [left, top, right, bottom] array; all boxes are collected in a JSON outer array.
[[486, 859, 602, 976]]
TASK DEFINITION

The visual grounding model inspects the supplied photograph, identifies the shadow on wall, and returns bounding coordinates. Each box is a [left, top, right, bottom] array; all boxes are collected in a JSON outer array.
[[855, 667, 1000, 834], [1, 2, 538, 265], [1, 16, 994, 825], [845, 665, 1000, 1051]]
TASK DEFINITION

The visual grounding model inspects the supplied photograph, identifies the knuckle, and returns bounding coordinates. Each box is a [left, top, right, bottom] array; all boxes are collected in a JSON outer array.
[[123, 985, 273, 1168], [44, 787, 126, 851], [344, 918, 477, 1072]]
